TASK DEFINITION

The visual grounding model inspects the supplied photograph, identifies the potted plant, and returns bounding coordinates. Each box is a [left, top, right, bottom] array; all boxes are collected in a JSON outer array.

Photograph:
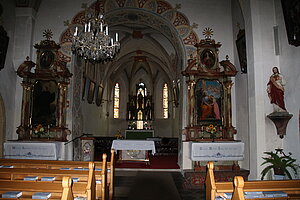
[[261, 148, 298, 180]]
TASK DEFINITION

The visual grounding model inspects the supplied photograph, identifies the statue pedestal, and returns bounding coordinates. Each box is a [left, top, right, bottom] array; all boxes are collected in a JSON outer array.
[[267, 112, 293, 138]]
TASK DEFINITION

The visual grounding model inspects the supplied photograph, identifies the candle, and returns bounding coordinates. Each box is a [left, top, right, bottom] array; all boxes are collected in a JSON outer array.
[[111, 38, 113, 45], [106, 26, 108, 35], [88, 22, 91, 32], [84, 24, 87, 32], [100, 23, 103, 32], [74, 27, 78, 36], [116, 33, 118, 42]]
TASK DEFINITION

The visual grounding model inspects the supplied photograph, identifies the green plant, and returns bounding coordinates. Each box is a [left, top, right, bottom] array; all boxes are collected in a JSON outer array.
[[261, 148, 298, 180]]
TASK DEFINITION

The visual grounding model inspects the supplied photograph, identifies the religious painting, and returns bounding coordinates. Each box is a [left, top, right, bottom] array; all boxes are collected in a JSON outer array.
[[32, 80, 58, 126], [95, 84, 104, 107], [200, 49, 216, 69], [281, 0, 300, 47], [195, 79, 222, 125], [39, 50, 55, 69], [236, 29, 247, 73], [82, 77, 87, 100], [0, 25, 9, 71], [87, 81, 95, 104]]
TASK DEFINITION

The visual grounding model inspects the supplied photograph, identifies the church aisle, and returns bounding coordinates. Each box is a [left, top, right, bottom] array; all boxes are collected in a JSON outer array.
[[113, 170, 205, 200], [127, 171, 181, 200]]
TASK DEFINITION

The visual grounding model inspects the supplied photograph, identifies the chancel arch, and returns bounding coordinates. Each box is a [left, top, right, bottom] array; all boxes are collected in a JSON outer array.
[[57, 0, 202, 159]]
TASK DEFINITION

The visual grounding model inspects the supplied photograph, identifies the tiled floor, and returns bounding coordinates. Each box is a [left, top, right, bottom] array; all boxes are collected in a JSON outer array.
[[113, 169, 206, 200]]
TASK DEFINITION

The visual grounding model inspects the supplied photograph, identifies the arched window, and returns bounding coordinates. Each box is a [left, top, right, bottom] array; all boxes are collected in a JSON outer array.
[[113, 83, 120, 119], [163, 83, 168, 118]]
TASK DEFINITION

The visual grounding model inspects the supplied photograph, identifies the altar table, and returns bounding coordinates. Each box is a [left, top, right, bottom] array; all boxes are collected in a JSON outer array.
[[189, 141, 244, 161], [111, 140, 156, 163]]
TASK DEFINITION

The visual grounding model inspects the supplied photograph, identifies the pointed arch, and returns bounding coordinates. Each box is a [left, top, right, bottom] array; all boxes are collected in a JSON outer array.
[[59, 0, 199, 64]]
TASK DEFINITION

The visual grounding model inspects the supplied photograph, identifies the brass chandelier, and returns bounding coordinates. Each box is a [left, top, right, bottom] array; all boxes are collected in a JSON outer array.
[[72, 2, 120, 62]]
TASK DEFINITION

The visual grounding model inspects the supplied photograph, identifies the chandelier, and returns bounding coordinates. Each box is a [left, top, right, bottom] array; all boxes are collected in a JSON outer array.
[[72, 2, 120, 63]]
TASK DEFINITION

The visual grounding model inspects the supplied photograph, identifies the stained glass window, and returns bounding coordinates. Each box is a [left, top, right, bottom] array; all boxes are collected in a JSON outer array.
[[113, 83, 120, 118], [163, 83, 168, 118]]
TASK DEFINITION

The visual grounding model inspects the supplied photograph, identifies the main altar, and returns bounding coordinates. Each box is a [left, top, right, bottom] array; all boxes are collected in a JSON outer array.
[[181, 29, 248, 188]]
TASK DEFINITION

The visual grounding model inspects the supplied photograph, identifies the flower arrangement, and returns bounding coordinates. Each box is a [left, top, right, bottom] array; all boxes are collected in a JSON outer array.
[[206, 124, 217, 139], [33, 124, 46, 137], [114, 130, 124, 139]]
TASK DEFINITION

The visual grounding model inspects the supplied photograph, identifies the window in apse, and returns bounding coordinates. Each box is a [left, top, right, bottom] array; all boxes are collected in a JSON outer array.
[[113, 83, 120, 118], [163, 83, 168, 118]]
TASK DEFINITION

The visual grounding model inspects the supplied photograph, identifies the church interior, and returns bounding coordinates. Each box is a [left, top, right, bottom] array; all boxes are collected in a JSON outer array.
[[0, 0, 300, 199]]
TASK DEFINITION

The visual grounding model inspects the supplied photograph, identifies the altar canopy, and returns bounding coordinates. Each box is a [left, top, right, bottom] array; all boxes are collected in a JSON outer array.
[[189, 142, 244, 161]]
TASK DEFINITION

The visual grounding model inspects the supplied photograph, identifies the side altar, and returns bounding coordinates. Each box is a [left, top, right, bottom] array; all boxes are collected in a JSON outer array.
[[180, 29, 248, 187], [16, 30, 72, 141], [5, 31, 72, 161]]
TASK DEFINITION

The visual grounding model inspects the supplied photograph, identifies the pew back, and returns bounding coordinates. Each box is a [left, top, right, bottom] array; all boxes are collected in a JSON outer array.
[[0, 176, 81, 200], [206, 161, 300, 200], [0, 149, 115, 200]]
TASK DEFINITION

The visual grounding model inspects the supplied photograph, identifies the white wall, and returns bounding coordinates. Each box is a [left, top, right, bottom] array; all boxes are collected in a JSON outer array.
[[274, 0, 300, 163], [0, 0, 17, 141], [176, 0, 235, 61], [231, 0, 250, 172]]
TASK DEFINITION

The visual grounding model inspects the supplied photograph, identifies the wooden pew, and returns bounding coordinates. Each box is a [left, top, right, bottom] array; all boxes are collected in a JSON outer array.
[[0, 163, 96, 200], [0, 149, 115, 200], [0, 176, 84, 200], [206, 161, 300, 200], [232, 176, 300, 200], [0, 156, 107, 199], [0, 150, 115, 199]]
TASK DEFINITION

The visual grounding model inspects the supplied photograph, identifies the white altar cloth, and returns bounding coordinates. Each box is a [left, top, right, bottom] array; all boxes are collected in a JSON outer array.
[[111, 140, 156, 155], [190, 141, 244, 161], [4, 141, 65, 160]]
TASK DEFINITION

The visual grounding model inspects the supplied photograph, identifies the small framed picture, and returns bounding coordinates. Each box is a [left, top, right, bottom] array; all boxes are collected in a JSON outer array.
[[87, 81, 95, 104], [0, 25, 9, 71], [236, 29, 247, 73], [95, 84, 104, 106]]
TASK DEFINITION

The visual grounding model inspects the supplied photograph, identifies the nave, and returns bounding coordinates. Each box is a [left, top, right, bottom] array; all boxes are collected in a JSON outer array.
[[113, 170, 205, 200]]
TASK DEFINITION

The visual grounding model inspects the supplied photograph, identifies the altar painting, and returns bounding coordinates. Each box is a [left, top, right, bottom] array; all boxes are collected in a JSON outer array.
[[32, 80, 58, 126], [195, 79, 222, 125]]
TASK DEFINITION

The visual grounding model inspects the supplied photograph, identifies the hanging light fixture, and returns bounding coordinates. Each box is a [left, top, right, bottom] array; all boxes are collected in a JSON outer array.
[[72, 1, 120, 63]]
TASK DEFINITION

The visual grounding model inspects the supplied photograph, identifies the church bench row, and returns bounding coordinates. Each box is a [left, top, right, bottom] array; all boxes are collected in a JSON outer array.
[[0, 176, 90, 200], [231, 176, 300, 200], [205, 161, 300, 200], [0, 162, 103, 199], [0, 149, 115, 200]]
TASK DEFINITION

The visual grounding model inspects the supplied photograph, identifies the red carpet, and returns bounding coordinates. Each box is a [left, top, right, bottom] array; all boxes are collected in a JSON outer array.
[[115, 155, 179, 169]]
